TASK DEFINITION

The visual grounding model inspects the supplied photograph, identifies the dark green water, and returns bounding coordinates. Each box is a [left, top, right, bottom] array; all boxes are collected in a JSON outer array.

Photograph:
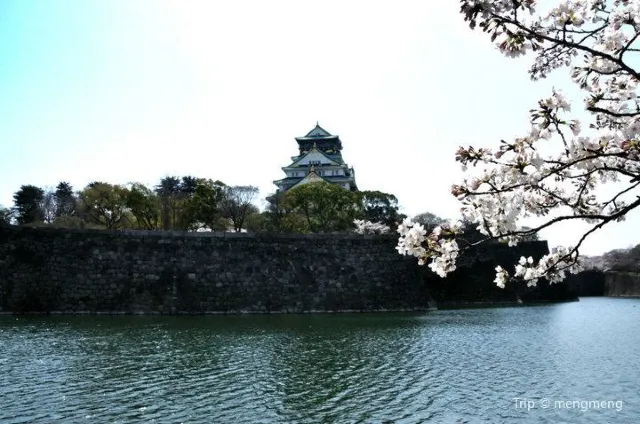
[[1, 297, 639, 423]]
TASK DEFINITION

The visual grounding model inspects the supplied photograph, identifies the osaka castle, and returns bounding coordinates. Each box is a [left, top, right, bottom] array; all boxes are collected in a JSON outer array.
[[273, 123, 358, 193]]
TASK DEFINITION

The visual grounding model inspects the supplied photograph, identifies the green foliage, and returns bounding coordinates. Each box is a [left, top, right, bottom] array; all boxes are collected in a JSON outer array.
[[281, 182, 360, 233], [261, 194, 309, 232], [155, 176, 182, 230], [79, 183, 131, 230], [262, 192, 289, 232], [152, 176, 226, 230], [126, 183, 161, 230], [50, 215, 104, 229], [279, 212, 309, 233], [155, 176, 182, 196], [264, 186, 406, 233], [13, 185, 45, 225], [180, 176, 199, 195], [413, 211, 446, 227], [243, 211, 267, 233], [181, 179, 226, 231], [54, 181, 76, 217], [8, 177, 403, 235], [599, 245, 640, 272], [357, 190, 405, 227], [0, 206, 13, 225]]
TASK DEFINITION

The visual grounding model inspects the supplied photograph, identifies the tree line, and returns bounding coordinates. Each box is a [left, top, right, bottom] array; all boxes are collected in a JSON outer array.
[[0, 177, 259, 232], [0, 178, 408, 233], [260, 183, 405, 233]]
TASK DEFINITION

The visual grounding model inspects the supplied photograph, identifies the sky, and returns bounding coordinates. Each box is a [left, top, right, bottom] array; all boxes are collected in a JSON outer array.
[[1, 0, 639, 255]]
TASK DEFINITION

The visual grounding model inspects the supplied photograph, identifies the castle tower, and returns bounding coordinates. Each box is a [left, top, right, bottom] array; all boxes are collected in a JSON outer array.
[[273, 123, 358, 193]]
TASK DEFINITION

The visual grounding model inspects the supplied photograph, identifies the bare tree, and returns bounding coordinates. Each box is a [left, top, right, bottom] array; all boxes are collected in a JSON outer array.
[[41, 188, 57, 224], [220, 186, 259, 232]]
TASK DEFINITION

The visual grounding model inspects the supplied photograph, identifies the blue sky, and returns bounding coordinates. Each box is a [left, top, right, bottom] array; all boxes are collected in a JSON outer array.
[[1, 0, 639, 254]]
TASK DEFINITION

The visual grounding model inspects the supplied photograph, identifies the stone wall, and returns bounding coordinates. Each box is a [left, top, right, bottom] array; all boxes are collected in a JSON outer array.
[[565, 269, 606, 296], [604, 272, 640, 297], [0, 225, 433, 314], [421, 240, 576, 304], [0, 225, 573, 314]]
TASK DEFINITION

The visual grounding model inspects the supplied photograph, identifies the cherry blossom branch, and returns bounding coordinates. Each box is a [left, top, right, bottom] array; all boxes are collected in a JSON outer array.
[[586, 106, 640, 117], [487, 11, 640, 80], [403, 1, 640, 287]]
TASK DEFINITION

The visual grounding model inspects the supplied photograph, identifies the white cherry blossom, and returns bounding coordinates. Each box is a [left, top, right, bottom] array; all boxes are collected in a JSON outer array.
[[354, 220, 391, 235], [402, 0, 640, 287]]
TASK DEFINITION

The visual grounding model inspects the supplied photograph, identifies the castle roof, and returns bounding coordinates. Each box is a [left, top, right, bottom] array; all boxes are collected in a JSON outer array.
[[273, 174, 356, 186], [290, 170, 325, 188], [284, 144, 340, 168], [295, 123, 340, 142], [274, 123, 356, 192], [290, 153, 345, 165], [305, 123, 331, 137]]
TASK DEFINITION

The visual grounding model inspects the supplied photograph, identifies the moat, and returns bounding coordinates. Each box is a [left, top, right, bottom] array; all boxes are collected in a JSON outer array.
[[1, 297, 638, 423]]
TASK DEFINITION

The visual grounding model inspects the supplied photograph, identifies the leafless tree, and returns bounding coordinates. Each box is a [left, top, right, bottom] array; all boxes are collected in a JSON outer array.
[[220, 186, 259, 232]]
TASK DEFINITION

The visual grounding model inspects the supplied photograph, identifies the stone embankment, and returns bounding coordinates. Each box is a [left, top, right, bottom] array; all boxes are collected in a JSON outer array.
[[604, 272, 640, 297], [0, 225, 574, 314]]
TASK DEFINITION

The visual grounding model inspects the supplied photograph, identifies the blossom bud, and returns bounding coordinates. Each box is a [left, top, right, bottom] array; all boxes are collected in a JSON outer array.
[[451, 185, 467, 197], [469, 178, 482, 190], [455, 147, 469, 162]]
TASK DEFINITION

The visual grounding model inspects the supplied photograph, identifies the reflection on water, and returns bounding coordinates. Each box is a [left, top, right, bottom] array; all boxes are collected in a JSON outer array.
[[1, 298, 639, 423]]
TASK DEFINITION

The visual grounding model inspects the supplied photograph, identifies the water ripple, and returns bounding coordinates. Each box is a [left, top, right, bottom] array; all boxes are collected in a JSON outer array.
[[1, 298, 639, 423]]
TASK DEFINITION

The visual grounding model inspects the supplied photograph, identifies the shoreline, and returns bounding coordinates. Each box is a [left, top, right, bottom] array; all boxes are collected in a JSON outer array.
[[0, 299, 584, 316]]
